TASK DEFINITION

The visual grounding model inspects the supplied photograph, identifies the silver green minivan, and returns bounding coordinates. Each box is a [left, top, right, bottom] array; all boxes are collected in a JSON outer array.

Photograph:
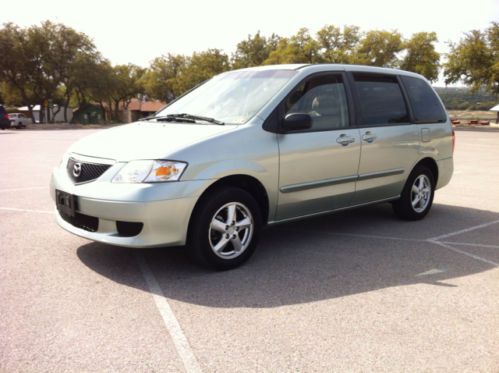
[[51, 64, 454, 269]]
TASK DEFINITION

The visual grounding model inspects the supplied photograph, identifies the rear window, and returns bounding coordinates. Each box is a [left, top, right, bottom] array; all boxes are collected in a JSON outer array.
[[353, 74, 409, 125], [401, 76, 447, 123]]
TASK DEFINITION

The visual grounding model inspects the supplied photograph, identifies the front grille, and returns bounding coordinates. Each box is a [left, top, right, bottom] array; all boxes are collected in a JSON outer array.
[[60, 211, 99, 232], [67, 157, 111, 184]]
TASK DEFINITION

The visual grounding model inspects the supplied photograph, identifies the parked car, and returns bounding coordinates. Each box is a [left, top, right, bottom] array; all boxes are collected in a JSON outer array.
[[0, 105, 10, 130], [9, 113, 30, 128], [51, 64, 454, 269]]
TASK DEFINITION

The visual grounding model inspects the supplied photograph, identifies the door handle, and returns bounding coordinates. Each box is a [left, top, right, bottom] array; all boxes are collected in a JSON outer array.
[[362, 131, 377, 143], [336, 134, 355, 146]]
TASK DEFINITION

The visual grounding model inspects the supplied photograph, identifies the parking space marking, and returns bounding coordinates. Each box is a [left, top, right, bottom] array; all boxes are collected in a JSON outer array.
[[0, 206, 54, 214], [289, 227, 498, 267], [136, 253, 202, 373], [282, 228, 424, 243], [441, 241, 499, 249], [0, 186, 47, 193], [327, 232, 423, 243], [430, 241, 499, 267], [429, 219, 499, 241]]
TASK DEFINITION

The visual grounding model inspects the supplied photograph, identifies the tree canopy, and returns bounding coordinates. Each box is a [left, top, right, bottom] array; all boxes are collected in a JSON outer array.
[[1, 21, 497, 123], [444, 22, 498, 94]]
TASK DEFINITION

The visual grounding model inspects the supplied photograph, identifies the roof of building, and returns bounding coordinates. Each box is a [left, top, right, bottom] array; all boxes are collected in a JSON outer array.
[[127, 98, 166, 112], [489, 104, 499, 112]]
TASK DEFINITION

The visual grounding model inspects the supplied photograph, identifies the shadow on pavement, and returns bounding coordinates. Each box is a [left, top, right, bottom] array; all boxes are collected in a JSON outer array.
[[77, 203, 498, 308]]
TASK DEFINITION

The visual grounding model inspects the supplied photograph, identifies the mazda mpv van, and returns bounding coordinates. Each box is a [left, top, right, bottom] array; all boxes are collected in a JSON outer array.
[[51, 64, 454, 269]]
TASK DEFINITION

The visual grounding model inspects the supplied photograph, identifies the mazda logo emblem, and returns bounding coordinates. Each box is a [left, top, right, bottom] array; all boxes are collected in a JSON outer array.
[[73, 162, 82, 178]]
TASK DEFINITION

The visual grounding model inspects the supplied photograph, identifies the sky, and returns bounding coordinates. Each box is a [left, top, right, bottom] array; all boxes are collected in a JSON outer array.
[[2, 0, 498, 85]]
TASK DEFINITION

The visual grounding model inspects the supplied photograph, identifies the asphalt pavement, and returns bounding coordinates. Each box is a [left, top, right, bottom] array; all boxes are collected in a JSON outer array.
[[0, 128, 498, 372]]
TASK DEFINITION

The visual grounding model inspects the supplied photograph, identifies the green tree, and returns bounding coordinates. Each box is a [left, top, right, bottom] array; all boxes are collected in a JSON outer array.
[[174, 49, 230, 95], [400, 32, 440, 81], [316, 25, 361, 63], [444, 22, 499, 94], [108, 64, 145, 120], [72, 60, 116, 121], [232, 31, 280, 68], [0, 23, 43, 121], [264, 28, 320, 64], [0, 21, 100, 122], [140, 54, 188, 101], [37, 21, 101, 121], [356, 30, 403, 67]]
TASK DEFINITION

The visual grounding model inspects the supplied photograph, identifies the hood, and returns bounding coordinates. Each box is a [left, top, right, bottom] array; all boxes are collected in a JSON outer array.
[[69, 122, 235, 161]]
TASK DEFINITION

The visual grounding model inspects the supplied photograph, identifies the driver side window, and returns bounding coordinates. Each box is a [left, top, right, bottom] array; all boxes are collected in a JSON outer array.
[[285, 74, 350, 131]]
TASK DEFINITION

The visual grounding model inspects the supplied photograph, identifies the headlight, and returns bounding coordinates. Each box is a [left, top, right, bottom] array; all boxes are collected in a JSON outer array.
[[112, 160, 187, 183]]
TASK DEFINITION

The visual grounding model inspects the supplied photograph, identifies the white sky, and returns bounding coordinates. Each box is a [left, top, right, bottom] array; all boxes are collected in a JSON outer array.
[[2, 0, 498, 85]]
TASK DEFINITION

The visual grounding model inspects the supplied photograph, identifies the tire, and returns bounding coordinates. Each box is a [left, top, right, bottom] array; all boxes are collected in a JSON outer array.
[[187, 187, 262, 270], [392, 165, 435, 221]]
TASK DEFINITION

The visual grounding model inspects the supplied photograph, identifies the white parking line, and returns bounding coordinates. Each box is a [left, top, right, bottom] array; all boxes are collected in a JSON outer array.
[[441, 241, 499, 249], [285, 229, 424, 243], [430, 241, 498, 267], [136, 253, 202, 373], [429, 219, 499, 241], [329, 232, 423, 243], [0, 207, 54, 214], [0, 186, 47, 193], [292, 227, 498, 266]]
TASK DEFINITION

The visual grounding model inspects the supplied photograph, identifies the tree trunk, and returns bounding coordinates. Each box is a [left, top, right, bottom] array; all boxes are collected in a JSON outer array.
[[114, 99, 120, 122], [27, 105, 35, 123], [99, 102, 106, 122], [52, 105, 62, 123], [39, 103, 45, 124], [64, 105, 68, 123]]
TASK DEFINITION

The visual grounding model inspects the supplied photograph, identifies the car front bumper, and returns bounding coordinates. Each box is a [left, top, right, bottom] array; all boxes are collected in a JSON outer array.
[[50, 165, 210, 248]]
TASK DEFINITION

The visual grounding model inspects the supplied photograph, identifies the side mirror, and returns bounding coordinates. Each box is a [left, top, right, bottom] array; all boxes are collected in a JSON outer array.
[[281, 113, 312, 133]]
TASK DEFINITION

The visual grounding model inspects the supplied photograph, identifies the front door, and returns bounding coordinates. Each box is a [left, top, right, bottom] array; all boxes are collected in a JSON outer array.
[[276, 73, 361, 221]]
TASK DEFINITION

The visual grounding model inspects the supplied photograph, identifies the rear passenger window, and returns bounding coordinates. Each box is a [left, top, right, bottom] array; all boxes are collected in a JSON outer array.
[[401, 76, 447, 123], [353, 74, 409, 125], [285, 74, 350, 131]]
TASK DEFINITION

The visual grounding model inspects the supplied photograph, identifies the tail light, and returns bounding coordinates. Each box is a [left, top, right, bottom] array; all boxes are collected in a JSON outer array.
[[3, 113, 9, 120], [452, 129, 455, 154]]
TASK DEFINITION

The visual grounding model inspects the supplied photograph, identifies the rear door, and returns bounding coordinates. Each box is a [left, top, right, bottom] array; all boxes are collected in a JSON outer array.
[[276, 72, 361, 220], [349, 73, 420, 205], [399, 75, 452, 176]]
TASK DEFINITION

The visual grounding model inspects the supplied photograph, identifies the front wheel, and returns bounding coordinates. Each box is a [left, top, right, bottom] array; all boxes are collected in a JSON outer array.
[[392, 165, 435, 220], [188, 187, 262, 270]]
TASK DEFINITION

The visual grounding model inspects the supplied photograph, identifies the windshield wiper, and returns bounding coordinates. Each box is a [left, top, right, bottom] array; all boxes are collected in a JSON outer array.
[[139, 115, 195, 123], [166, 113, 225, 125], [140, 113, 225, 125]]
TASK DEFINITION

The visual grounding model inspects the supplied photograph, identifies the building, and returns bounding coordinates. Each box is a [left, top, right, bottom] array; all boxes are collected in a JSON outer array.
[[490, 104, 499, 124], [119, 99, 166, 123], [17, 105, 73, 123], [72, 104, 104, 124]]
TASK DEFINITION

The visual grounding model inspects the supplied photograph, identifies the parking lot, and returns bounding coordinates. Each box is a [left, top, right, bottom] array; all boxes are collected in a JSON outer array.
[[1, 128, 498, 372]]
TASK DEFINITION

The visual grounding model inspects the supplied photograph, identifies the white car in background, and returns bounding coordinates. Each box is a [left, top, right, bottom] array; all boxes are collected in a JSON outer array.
[[9, 113, 30, 128]]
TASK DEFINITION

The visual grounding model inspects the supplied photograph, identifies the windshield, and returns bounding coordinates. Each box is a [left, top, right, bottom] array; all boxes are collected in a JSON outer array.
[[156, 69, 297, 124]]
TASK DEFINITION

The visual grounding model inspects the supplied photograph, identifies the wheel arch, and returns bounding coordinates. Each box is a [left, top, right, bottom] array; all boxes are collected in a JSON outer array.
[[411, 157, 439, 185], [187, 174, 270, 239]]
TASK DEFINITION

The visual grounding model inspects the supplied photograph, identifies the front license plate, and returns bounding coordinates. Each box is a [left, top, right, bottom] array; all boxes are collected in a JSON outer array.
[[56, 190, 77, 217]]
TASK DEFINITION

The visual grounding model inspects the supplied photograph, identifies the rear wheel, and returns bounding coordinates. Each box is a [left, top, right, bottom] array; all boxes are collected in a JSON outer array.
[[392, 165, 435, 220], [188, 187, 262, 270]]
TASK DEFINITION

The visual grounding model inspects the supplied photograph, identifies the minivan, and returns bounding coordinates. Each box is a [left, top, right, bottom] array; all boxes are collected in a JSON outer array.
[[51, 64, 454, 269]]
